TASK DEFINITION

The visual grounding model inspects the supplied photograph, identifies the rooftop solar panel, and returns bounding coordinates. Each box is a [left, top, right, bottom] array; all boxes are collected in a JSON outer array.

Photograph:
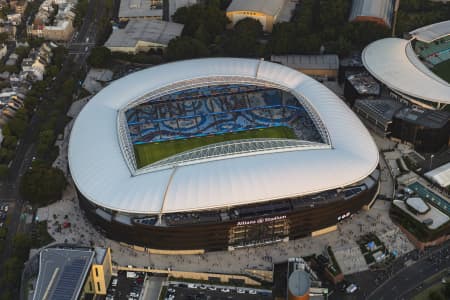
[[51, 258, 90, 300]]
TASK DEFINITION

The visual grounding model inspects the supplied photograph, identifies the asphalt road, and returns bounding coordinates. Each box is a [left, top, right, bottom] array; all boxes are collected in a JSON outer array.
[[0, 0, 112, 289], [368, 243, 450, 300]]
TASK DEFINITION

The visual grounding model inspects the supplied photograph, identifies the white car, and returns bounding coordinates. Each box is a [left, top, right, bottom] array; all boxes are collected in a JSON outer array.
[[237, 288, 245, 294], [3, 205, 8, 212], [199, 285, 207, 290], [208, 286, 217, 291], [346, 283, 358, 294], [111, 278, 118, 287], [187, 284, 197, 289], [249, 289, 257, 294], [220, 288, 230, 293]]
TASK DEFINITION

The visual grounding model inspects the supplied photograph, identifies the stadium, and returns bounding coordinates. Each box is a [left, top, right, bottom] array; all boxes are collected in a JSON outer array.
[[362, 20, 450, 110], [69, 58, 380, 252]]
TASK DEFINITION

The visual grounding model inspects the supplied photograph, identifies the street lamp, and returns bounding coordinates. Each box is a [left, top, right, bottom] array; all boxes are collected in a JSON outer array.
[[392, 0, 400, 37]]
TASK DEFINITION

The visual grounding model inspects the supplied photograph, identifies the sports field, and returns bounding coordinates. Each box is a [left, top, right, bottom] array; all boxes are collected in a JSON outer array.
[[134, 126, 297, 168], [432, 59, 450, 84]]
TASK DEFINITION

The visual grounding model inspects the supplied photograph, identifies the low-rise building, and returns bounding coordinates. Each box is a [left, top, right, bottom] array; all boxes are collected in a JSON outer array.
[[21, 43, 53, 81], [271, 54, 339, 80], [105, 19, 183, 54], [29, 246, 113, 300], [167, 0, 198, 21], [354, 98, 405, 135], [344, 72, 380, 106], [0, 43, 7, 60], [10, 0, 28, 15], [5, 53, 18, 66], [119, 0, 163, 20], [27, 0, 76, 41], [349, 0, 395, 28], [0, 24, 17, 40], [391, 107, 450, 153], [7, 13, 22, 25], [425, 162, 450, 188], [226, 0, 288, 32]]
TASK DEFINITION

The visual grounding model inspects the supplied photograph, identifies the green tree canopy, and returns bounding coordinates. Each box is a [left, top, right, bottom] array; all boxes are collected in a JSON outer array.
[[20, 164, 66, 206], [220, 18, 264, 57], [0, 164, 8, 179], [0, 32, 9, 44], [87, 46, 112, 68], [165, 37, 210, 61], [172, 3, 228, 44], [8, 108, 29, 138]]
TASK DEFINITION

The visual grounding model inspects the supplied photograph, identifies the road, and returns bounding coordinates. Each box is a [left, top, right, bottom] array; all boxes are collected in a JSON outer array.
[[367, 242, 450, 300], [0, 0, 112, 292]]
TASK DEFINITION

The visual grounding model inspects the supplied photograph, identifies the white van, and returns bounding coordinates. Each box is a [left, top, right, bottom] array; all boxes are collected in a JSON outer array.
[[346, 283, 358, 294]]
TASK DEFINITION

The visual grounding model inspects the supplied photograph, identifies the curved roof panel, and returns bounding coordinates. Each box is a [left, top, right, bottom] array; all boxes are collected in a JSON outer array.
[[410, 20, 450, 43], [362, 38, 450, 105], [69, 58, 379, 214]]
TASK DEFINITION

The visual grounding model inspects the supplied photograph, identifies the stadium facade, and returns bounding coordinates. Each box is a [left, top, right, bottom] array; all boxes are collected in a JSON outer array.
[[362, 21, 450, 110], [69, 58, 380, 252]]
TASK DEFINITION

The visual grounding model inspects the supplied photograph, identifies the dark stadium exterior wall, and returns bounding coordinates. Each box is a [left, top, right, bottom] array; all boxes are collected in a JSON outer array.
[[77, 181, 379, 252]]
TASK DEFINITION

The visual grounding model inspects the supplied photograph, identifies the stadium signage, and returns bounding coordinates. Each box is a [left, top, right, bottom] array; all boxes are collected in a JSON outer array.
[[237, 215, 286, 226]]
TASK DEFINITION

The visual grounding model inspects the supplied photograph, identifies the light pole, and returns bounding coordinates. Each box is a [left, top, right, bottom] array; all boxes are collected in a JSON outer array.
[[392, 0, 401, 37]]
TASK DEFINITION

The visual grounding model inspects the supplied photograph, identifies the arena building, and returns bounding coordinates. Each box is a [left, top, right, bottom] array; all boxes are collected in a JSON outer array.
[[69, 58, 380, 252], [226, 0, 287, 32], [362, 21, 450, 110]]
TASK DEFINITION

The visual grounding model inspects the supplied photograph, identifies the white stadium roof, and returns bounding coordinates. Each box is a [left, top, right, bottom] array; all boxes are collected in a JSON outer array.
[[410, 20, 450, 43], [69, 58, 379, 214], [362, 38, 450, 105]]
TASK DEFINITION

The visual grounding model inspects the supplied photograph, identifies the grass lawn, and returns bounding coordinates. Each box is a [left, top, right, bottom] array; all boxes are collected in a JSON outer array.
[[134, 126, 297, 168], [432, 59, 450, 84]]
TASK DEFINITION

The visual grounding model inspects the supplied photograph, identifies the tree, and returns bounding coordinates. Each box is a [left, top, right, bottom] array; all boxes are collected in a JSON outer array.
[[8, 108, 28, 137], [0, 164, 8, 179], [165, 37, 210, 61], [46, 65, 60, 78], [20, 164, 66, 206], [36, 129, 55, 158], [12, 234, 31, 261], [220, 18, 264, 57], [429, 290, 443, 300], [87, 46, 112, 68], [172, 3, 228, 44], [0, 32, 9, 44], [444, 282, 450, 299], [1, 135, 17, 149], [1, 257, 22, 287]]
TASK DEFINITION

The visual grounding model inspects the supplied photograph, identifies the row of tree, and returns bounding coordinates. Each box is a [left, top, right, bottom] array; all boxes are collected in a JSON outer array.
[[163, 0, 450, 61]]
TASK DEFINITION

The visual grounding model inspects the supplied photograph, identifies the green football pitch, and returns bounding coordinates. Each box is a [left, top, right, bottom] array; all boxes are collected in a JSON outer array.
[[134, 126, 297, 168], [432, 59, 450, 84]]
